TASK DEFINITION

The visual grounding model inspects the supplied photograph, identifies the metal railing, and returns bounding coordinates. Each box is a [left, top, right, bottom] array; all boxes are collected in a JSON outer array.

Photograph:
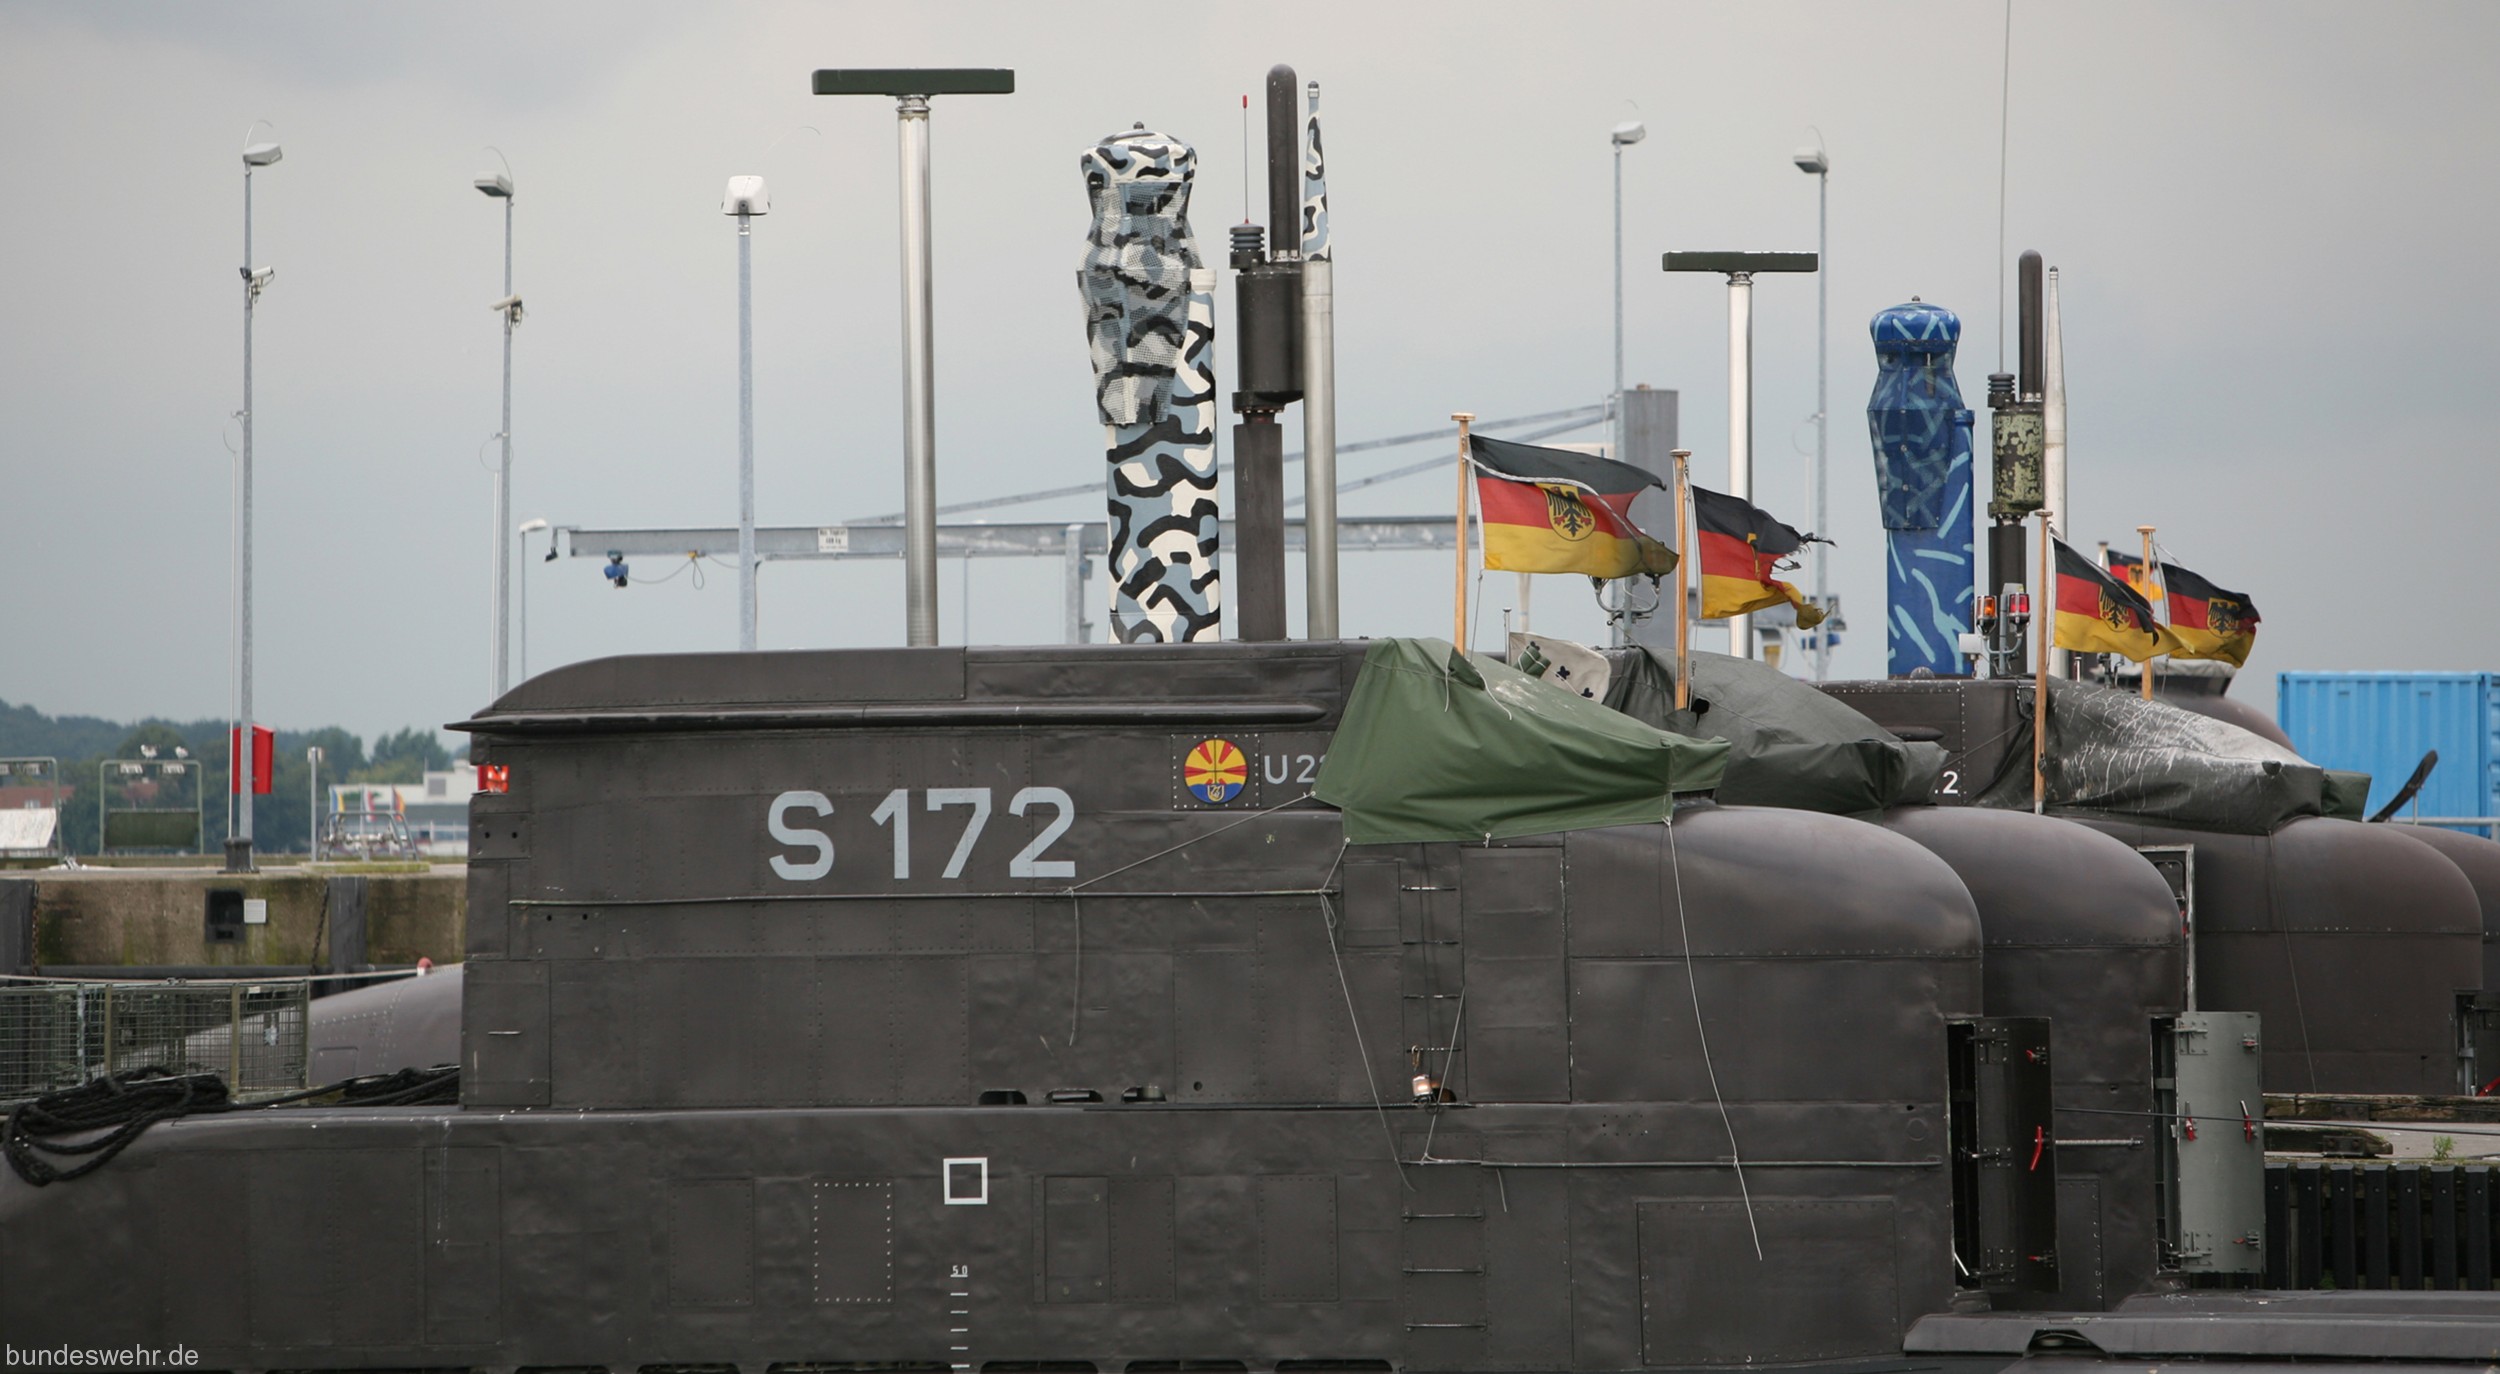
[[322, 808, 420, 860], [0, 979, 310, 1104]]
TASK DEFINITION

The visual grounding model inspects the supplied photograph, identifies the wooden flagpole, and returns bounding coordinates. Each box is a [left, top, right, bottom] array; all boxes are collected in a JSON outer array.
[[2035, 512, 2052, 814], [1452, 413, 1475, 653], [2138, 523, 2158, 700], [1672, 448, 1693, 711]]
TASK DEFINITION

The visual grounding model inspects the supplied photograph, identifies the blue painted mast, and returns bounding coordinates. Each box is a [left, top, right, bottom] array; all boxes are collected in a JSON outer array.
[[1866, 301, 1976, 676]]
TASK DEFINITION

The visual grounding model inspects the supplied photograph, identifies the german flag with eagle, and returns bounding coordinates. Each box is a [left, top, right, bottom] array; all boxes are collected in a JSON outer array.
[[2053, 537, 2180, 662], [2106, 549, 2156, 598], [1691, 486, 1827, 629], [1468, 433, 1676, 579], [2160, 561, 2261, 666]]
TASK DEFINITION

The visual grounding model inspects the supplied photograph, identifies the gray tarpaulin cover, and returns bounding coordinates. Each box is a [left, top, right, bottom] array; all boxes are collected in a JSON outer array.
[[1979, 678, 2352, 833], [1313, 638, 1728, 844], [1600, 647, 1946, 814]]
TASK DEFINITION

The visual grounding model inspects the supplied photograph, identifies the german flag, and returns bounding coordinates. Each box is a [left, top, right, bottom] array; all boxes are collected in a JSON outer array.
[[2106, 549, 2157, 598], [1469, 433, 1676, 579], [1691, 486, 1826, 629], [2054, 537, 2181, 662], [2160, 560, 2261, 666]]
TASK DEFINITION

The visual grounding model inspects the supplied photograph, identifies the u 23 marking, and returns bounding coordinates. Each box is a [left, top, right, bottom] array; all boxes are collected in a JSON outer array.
[[1261, 752, 1324, 786]]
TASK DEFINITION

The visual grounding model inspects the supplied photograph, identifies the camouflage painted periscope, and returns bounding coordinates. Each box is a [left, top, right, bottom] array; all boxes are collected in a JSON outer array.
[[1867, 301, 1977, 676], [1301, 81, 1329, 259], [1079, 127, 1222, 642]]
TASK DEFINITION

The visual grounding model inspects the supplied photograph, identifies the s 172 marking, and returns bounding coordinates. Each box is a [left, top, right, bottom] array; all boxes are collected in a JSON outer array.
[[770, 786, 1074, 883]]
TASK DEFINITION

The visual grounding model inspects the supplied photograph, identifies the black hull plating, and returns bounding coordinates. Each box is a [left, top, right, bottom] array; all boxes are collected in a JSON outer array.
[[1, 1100, 1957, 1370]]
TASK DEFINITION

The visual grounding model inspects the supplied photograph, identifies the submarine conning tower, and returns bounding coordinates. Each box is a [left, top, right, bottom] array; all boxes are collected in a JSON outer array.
[[1829, 675, 2486, 1097], [285, 636, 2000, 1369], [1879, 805, 2187, 1309]]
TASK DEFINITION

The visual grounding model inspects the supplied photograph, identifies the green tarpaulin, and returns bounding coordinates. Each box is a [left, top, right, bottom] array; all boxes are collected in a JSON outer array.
[[1314, 638, 1728, 844], [2322, 770, 2373, 822], [1600, 648, 1946, 815]]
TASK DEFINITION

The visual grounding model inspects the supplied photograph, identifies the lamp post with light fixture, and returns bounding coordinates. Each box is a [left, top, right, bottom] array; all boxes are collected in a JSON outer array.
[[230, 133, 282, 873], [1793, 141, 1830, 679], [725, 175, 769, 651], [1611, 119, 1646, 426], [1608, 119, 1646, 646], [475, 162, 520, 696]]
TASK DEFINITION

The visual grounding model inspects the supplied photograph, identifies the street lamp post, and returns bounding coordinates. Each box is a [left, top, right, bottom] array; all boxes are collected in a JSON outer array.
[[1608, 119, 1645, 647], [475, 162, 520, 695], [231, 133, 282, 873], [724, 176, 770, 651], [306, 745, 322, 862], [1793, 143, 1830, 679], [1611, 120, 1646, 419], [517, 517, 549, 679]]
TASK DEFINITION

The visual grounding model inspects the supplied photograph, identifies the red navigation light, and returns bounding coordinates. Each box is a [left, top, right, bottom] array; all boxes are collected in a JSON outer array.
[[477, 764, 510, 795], [2008, 591, 2033, 621]]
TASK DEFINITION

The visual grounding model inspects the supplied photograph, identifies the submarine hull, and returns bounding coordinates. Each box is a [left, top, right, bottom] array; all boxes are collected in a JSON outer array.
[[0, 1094, 1966, 1369]]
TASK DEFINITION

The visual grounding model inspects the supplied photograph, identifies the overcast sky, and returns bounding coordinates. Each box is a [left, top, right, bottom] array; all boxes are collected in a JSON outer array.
[[3, 1, 2493, 745]]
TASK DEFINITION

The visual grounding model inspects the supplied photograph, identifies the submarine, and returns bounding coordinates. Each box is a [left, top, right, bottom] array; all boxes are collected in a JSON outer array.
[[12, 634, 2496, 1368]]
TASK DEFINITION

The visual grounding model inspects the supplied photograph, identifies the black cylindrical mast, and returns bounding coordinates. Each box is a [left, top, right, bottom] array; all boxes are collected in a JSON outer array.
[[1230, 62, 1306, 642]]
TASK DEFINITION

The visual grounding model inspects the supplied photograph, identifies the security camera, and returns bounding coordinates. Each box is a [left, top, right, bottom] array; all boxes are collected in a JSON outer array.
[[489, 294, 524, 325]]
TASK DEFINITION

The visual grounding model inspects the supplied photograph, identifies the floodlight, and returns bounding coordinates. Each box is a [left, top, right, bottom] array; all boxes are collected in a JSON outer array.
[[474, 173, 514, 198], [243, 142, 283, 167], [1793, 147, 1829, 174], [723, 175, 770, 216], [1610, 121, 1646, 147]]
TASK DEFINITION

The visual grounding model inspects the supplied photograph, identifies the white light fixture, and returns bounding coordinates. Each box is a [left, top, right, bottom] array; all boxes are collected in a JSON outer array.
[[243, 142, 283, 167], [474, 173, 513, 198], [518, 517, 549, 535], [723, 175, 770, 216], [1610, 120, 1647, 147], [1793, 146, 1829, 174]]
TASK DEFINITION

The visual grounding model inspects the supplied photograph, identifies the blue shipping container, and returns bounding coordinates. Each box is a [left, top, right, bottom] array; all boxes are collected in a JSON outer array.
[[2277, 671, 2500, 829]]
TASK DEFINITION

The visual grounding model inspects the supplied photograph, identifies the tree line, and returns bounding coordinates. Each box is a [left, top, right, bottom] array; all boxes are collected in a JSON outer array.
[[0, 699, 458, 856]]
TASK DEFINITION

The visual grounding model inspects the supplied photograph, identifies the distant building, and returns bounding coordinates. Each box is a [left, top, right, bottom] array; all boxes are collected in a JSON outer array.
[[0, 778, 69, 858], [329, 763, 476, 857]]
